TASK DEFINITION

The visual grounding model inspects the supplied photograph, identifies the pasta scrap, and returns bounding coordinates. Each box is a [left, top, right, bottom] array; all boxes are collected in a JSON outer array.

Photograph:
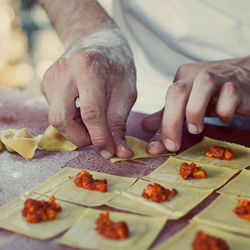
[[206, 146, 234, 160], [192, 230, 229, 250], [179, 162, 207, 180], [233, 198, 250, 222], [74, 170, 107, 192], [95, 211, 129, 240], [22, 195, 61, 223], [141, 183, 178, 202]]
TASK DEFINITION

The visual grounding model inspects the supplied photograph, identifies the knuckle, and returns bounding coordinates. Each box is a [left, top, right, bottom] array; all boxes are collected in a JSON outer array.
[[81, 104, 100, 121], [167, 82, 189, 98], [48, 113, 63, 128], [56, 57, 67, 72], [43, 68, 52, 83], [77, 52, 109, 78], [112, 123, 126, 134], [164, 119, 180, 132], [128, 87, 138, 103], [175, 63, 191, 79], [224, 82, 238, 98], [40, 83, 45, 95], [195, 71, 215, 89], [91, 135, 107, 148], [77, 52, 94, 69]]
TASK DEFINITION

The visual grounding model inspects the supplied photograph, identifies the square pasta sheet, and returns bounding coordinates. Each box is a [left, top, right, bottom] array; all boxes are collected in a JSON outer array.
[[32, 167, 136, 207], [194, 193, 250, 236], [0, 192, 86, 240], [110, 136, 173, 163], [143, 156, 237, 190], [106, 179, 212, 219], [56, 208, 167, 250], [154, 221, 250, 250], [218, 169, 250, 198], [176, 136, 250, 170]]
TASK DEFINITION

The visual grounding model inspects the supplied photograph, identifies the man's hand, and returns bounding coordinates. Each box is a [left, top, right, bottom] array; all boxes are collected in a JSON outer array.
[[142, 57, 250, 154], [38, 0, 137, 159]]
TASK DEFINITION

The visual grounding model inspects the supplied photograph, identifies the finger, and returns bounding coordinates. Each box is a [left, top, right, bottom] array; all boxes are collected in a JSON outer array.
[[141, 109, 163, 132], [215, 81, 239, 123], [186, 71, 223, 134], [147, 127, 166, 155], [107, 81, 137, 159], [162, 80, 192, 152], [48, 58, 91, 147], [75, 54, 114, 159]]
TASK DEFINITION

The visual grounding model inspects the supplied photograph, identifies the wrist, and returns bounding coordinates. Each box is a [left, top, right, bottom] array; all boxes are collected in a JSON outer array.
[[38, 0, 113, 49]]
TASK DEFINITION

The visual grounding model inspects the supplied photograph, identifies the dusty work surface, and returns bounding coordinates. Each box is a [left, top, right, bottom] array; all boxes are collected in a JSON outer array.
[[0, 87, 250, 250]]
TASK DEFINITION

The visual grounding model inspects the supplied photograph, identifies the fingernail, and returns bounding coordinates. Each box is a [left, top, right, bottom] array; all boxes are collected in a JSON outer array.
[[148, 141, 161, 150], [164, 139, 178, 152], [121, 140, 130, 151], [187, 123, 199, 134], [100, 150, 113, 159]]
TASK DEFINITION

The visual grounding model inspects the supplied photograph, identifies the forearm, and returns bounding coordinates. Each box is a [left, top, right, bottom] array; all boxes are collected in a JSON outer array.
[[37, 0, 114, 49]]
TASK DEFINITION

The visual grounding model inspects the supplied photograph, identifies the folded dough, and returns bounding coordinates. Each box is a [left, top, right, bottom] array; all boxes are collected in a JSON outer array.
[[0, 128, 38, 159], [110, 136, 173, 162], [0, 137, 4, 151], [38, 125, 77, 151]]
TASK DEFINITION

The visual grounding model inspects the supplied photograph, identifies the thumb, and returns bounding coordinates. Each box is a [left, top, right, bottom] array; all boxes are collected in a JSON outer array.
[[142, 109, 163, 132]]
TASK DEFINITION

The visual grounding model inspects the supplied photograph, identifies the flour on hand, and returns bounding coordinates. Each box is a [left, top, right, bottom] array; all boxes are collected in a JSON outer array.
[[63, 21, 135, 75]]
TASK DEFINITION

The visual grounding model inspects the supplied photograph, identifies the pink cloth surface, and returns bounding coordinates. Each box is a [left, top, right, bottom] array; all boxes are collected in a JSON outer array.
[[0, 87, 249, 250]]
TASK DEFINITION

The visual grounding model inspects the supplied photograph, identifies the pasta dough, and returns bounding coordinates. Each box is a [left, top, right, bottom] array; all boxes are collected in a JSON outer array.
[[0, 128, 38, 159], [218, 169, 250, 198], [0, 126, 77, 159], [154, 221, 250, 250], [143, 156, 238, 190], [56, 208, 167, 250], [110, 136, 173, 162], [0, 192, 86, 240], [176, 137, 250, 170], [32, 167, 136, 207], [106, 179, 212, 219], [193, 194, 250, 236], [38, 125, 77, 151]]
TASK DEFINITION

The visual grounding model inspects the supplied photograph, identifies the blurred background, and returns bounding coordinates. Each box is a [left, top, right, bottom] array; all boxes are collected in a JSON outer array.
[[0, 0, 112, 92]]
